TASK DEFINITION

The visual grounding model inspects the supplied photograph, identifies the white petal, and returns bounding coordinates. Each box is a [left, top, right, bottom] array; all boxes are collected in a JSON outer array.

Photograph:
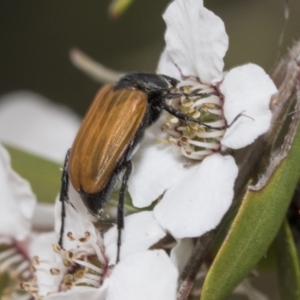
[[220, 64, 277, 149], [104, 211, 166, 263], [170, 238, 194, 274], [157, 48, 182, 80], [106, 250, 178, 300], [0, 144, 36, 240], [154, 154, 238, 238], [32, 203, 54, 231], [129, 116, 186, 208], [0, 91, 80, 163], [163, 0, 228, 84], [54, 185, 98, 250]]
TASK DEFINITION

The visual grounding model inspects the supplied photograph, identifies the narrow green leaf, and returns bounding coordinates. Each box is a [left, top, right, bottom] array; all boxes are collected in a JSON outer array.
[[108, 0, 134, 18], [201, 123, 300, 299], [276, 219, 300, 300], [5, 145, 61, 203]]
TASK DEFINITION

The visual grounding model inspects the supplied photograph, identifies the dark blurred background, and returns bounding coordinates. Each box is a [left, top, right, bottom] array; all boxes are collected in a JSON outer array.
[[0, 0, 299, 116]]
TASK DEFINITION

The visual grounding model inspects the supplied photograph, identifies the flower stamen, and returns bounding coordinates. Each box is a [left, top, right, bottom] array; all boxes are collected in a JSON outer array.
[[72, 259, 103, 274], [162, 81, 226, 160]]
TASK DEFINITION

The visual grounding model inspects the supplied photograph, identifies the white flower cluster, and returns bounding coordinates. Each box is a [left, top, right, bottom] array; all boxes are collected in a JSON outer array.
[[0, 0, 276, 299]]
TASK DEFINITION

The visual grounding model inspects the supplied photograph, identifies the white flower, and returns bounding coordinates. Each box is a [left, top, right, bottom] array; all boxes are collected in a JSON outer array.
[[128, 0, 277, 239], [0, 142, 65, 299], [0, 143, 37, 299], [28, 189, 178, 300]]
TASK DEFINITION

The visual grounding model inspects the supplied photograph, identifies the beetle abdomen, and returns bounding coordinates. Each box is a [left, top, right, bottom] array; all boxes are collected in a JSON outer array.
[[69, 85, 147, 194]]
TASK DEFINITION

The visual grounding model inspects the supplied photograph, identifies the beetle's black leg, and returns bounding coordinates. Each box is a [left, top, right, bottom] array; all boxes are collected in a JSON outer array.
[[161, 102, 227, 130], [165, 91, 218, 99], [116, 160, 133, 263], [58, 149, 71, 249], [162, 102, 245, 130]]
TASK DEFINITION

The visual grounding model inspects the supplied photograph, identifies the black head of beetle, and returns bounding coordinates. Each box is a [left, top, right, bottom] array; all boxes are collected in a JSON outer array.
[[115, 72, 179, 96]]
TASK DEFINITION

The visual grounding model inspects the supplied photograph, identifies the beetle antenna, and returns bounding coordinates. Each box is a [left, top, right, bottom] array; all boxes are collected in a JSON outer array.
[[227, 110, 254, 127]]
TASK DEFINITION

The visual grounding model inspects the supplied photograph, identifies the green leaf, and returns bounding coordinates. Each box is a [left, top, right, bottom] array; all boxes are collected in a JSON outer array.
[[201, 123, 300, 299], [108, 0, 134, 18], [5, 145, 61, 203], [276, 219, 300, 300]]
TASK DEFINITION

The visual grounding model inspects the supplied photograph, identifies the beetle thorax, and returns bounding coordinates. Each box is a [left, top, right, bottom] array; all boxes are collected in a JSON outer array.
[[158, 81, 226, 160]]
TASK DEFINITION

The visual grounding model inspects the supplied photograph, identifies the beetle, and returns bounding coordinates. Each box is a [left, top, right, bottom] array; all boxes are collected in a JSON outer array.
[[58, 72, 234, 262]]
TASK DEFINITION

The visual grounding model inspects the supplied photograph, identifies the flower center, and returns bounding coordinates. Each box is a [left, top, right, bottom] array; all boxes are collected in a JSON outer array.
[[21, 231, 109, 298], [160, 81, 226, 160]]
